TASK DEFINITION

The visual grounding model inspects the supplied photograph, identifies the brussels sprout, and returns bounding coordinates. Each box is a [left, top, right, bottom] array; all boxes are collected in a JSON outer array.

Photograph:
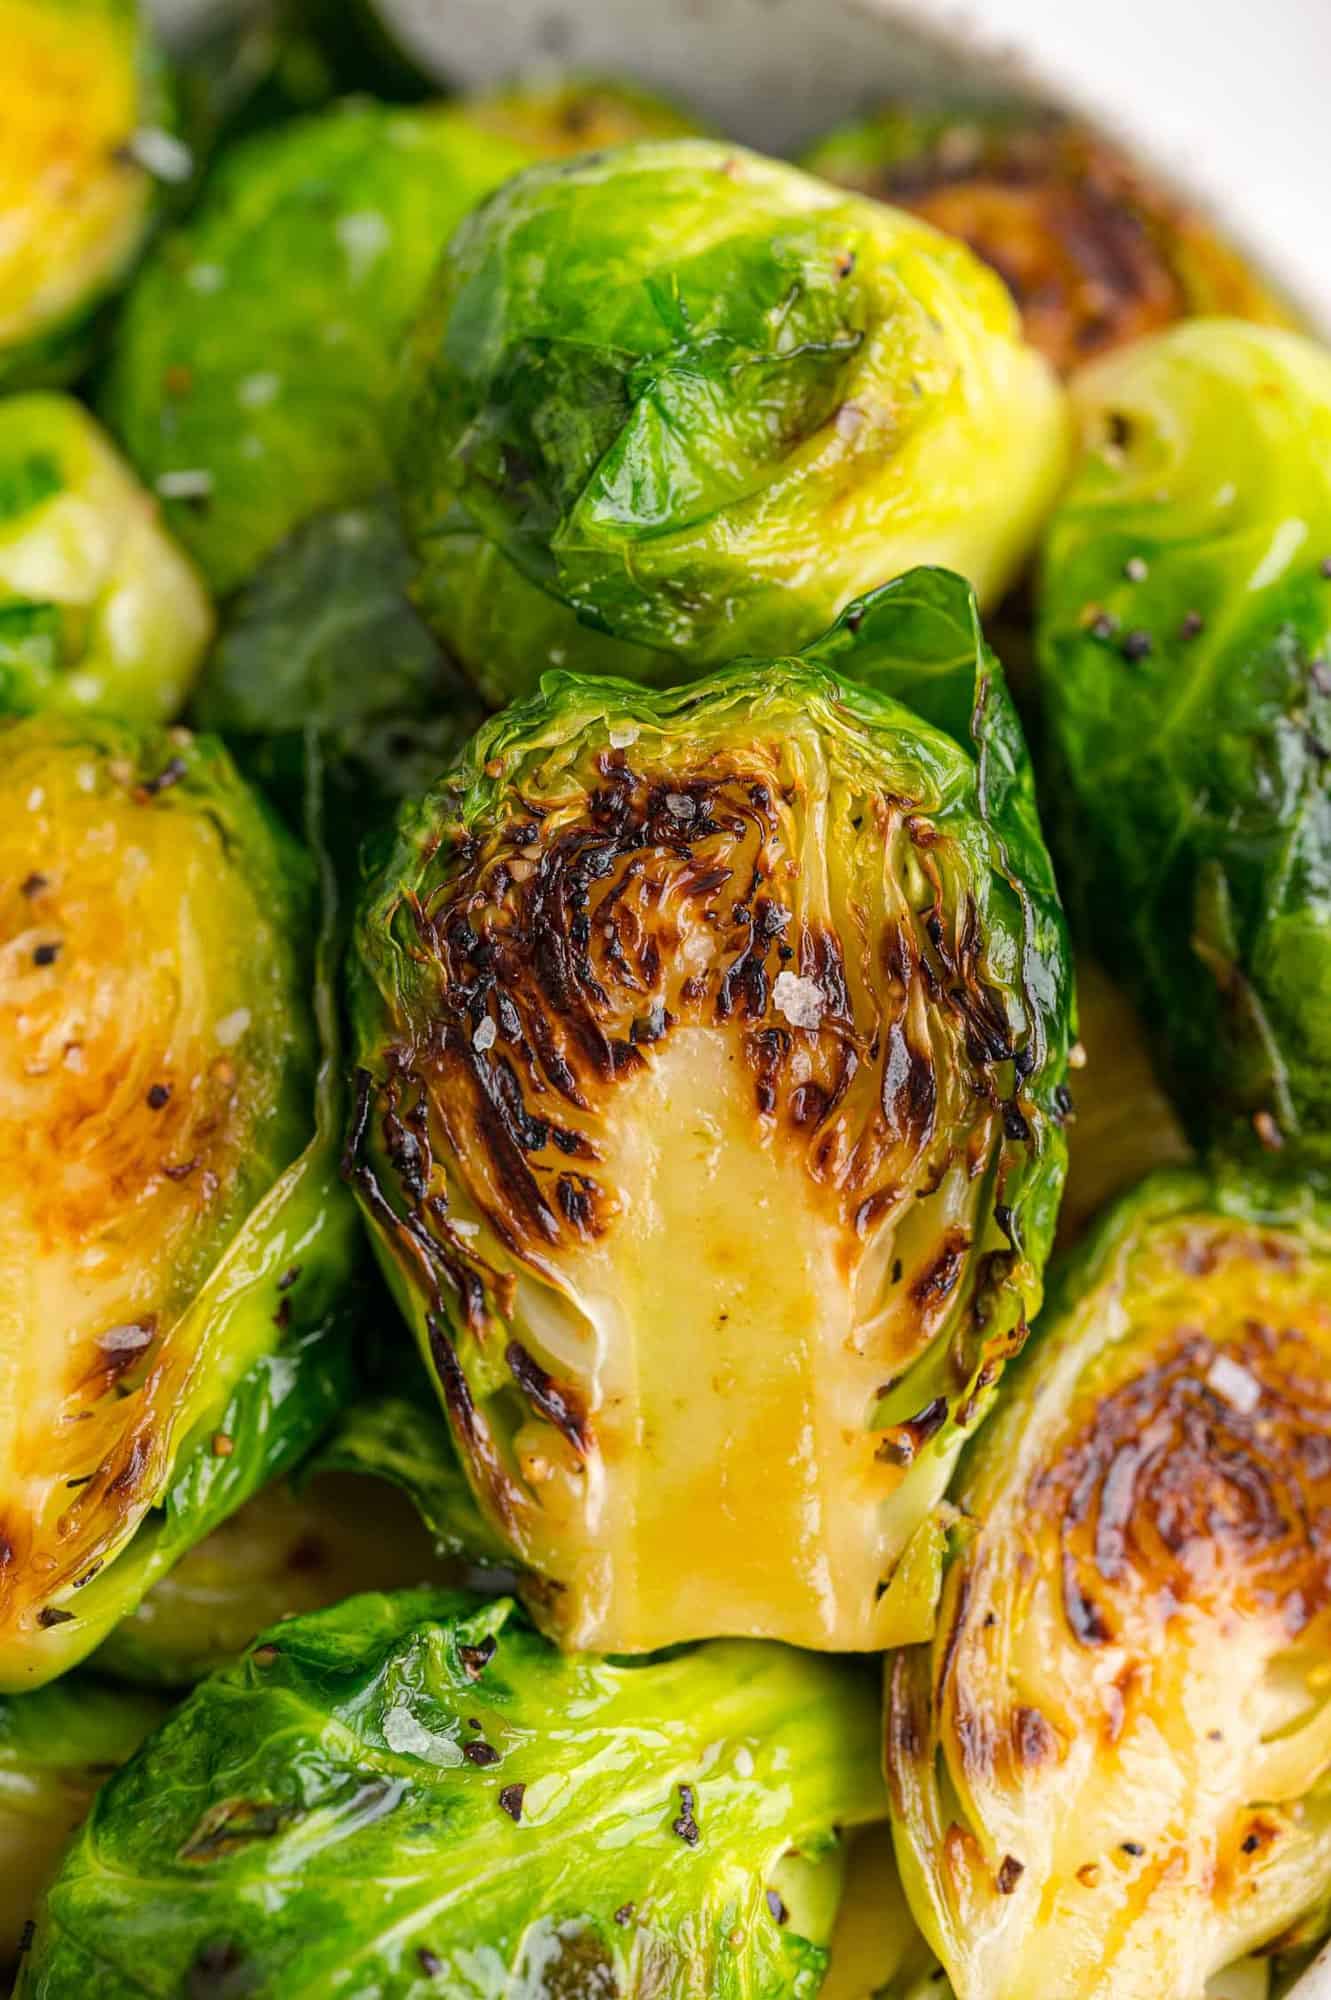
[[0, 394, 213, 725], [1058, 960, 1190, 1245], [822, 1826, 939, 2000], [0, 0, 182, 391], [0, 711, 361, 1689], [1037, 320, 1331, 1178], [20, 1588, 886, 1996], [93, 1471, 463, 1688], [464, 74, 704, 154], [192, 493, 483, 876], [888, 1167, 1331, 2000], [802, 106, 1295, 378], [347, 568, 1072, 1653], [0, 1677, 167, 1967], [100, 100, 535, 595], [393, 138, 1069, 704]]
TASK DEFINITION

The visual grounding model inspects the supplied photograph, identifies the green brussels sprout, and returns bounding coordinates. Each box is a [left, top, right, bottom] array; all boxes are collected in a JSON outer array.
[[1036, 320, 1331, 1178], [1058, 960, 1190, 1246], [347, 568, 1072, 1653], [393, 138, 1070, 704], [93, 1471, 462, 1688], [0, 0, 182, 391], [801, 107, 1296, 380], [888, 1167, 1331, 2000], [0, 394, 213, 724], [20, 1588, 886, 1997], [463, 74, 704, 155], [99, 100, 535, 596], [191, 493, 483, 877], [0, 1677, 168, 1966], [0, 711, 361, 1690]]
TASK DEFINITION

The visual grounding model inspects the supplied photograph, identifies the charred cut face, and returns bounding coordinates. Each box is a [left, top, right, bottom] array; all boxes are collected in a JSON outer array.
[[350, 664, 1060, 1653], [0, 717, 314, 1673], [809, 116, 1288, 377], [888, 1185, 1331, 2000]]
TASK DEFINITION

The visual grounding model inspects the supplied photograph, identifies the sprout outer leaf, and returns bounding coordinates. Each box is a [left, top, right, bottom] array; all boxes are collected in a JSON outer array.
[[20, 1589, 885, 1997]]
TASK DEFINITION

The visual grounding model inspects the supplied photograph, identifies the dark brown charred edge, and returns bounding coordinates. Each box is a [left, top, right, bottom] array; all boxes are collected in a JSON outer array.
[[505, 1340, 591, 1458], [876, 1395, 949, 1467], [1013, 1705, 1057, 1766], [913, 1230, 971, 1307], [885, 1650, 930, 1813], [935, 1571, 974, 1727]]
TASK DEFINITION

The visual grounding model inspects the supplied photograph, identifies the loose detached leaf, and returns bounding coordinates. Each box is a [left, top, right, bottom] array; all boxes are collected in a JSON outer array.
[[21, 1589, 886, 1997]]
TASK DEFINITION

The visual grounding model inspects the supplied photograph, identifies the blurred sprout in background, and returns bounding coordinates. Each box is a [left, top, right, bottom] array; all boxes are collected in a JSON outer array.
[[0, 0, 184, 391], [802, 105, 1297, 378], [0, 394, 212, 725]]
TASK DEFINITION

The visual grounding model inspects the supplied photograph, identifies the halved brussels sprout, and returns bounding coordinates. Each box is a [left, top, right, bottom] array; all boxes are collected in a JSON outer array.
[[1058, 960, 1190, 1246], [1037, 320, 1331, 1179], [20, 1588, 886, 1996], [0, 1677, 167, 1967], [192, 493, 483, 877], [0, 0, 181, 390], [802, 106, 1295, 377], [0, 394, 213, 724], [888, 1167, 1331, 1999], [99, 100, 535, 595], [393, 137, 1069, 703], [93, 1471, 460, 1688], [0, 712, 361, 1689], [464, 74, 703, 154], [347, 569, 1072, 1653]]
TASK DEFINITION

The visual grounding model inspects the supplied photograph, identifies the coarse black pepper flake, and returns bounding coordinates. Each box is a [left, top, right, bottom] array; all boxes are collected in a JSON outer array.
[[276, 1264, 301, 1291], [672, 1783, 701, 1846], [614, 1903, 636, 1928], [996, 1855, 1024, 1894], [463, 1739, 500, 1768], [1241, 1831, 1262, 1854], [1121, 630, 1153, 663], [19, 872, 46, 897], [36, 1606, 74, 1628], [498, 1783, 525, 1821], [766, 1889, 788, 1925], [1120, 1841, 1144, 1857], [147, 1083, 171, 1110], [458, 1633, 497, 1681], [1179, 611, 1205, 640], [1321, 556, 1331, 579], [1088, 612, 1118, 642], [32, 941, 61, 966], [418, 1947, 443, 1977]]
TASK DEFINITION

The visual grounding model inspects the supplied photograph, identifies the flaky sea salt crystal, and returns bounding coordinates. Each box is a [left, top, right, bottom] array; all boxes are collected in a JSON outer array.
[[772, 970, 824, 1030], [473, 1016, 497, 1053], [1206, 1353, 1261, 1415]]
